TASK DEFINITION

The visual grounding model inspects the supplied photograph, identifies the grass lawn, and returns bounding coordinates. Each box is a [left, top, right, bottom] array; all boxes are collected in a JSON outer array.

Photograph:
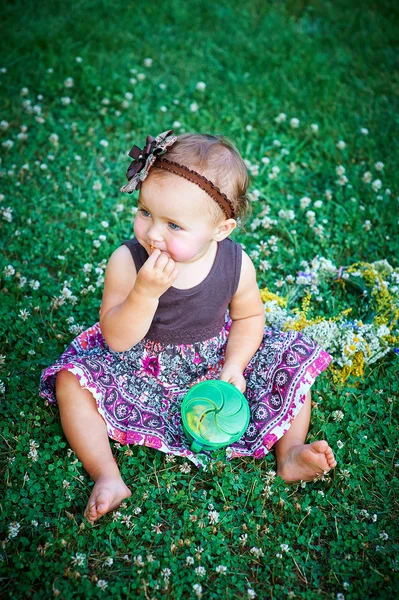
[[1, 0, 398, 598]]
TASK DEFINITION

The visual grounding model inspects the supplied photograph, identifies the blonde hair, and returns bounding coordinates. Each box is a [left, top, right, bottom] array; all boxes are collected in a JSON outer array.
[[150, 132, 251, 226]]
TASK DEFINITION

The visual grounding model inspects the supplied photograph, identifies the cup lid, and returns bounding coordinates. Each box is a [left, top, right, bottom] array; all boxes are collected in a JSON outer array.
[[181, 380, 250, 445]]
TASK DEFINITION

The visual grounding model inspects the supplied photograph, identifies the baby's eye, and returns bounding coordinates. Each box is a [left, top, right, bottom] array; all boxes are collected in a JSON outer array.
[[140, 209, 151, 217], [168, 222, 181, 231]]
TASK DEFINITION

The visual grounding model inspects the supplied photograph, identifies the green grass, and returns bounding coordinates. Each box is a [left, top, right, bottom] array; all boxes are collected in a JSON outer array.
[[1, 0, 398, 598]]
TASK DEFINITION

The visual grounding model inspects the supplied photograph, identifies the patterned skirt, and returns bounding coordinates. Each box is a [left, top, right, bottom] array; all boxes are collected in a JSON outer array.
[[39, 312, 332, 469]]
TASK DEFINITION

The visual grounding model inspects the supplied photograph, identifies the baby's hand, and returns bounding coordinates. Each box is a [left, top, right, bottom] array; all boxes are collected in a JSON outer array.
[[219, 364, 247, 394], [134, 249, 179, 299]]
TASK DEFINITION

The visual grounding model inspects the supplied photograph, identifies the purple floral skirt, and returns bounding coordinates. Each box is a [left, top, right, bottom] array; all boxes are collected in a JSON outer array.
[[39, 313, 332, 469]]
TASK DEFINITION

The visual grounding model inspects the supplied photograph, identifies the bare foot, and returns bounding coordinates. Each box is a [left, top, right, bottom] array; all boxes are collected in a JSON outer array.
[[84, 475, 132, 523], [277, 440, 337, 483]]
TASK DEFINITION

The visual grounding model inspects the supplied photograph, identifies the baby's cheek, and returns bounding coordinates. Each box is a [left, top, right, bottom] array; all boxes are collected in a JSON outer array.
[[168, 239, 195, 262], [133, 219, 145, 239]]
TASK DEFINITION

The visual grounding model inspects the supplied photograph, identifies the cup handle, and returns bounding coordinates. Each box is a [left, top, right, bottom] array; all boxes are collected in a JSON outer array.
[[191, 440, 205, 453]]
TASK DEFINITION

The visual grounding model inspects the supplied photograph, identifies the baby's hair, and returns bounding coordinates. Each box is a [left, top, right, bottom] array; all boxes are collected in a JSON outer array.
[[150, 132, 252, 227]]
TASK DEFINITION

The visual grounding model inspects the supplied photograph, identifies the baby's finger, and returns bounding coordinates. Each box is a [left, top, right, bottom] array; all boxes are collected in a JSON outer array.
[[162, 258, 177, 276], [154, 252, 171, 270], [145, 248, 161, 266]]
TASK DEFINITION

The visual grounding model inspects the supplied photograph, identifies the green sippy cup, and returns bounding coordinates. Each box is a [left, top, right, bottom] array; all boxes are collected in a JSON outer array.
[[181, 380, 250, 453]]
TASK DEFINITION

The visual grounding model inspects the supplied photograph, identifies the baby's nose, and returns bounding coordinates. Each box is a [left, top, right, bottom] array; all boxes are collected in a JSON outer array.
[[147, 223, 163, 242]]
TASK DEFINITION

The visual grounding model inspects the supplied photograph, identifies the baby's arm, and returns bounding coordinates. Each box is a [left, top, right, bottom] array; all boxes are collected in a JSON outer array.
[[100, 246, 178, 352], [221, 252, 265, 388]]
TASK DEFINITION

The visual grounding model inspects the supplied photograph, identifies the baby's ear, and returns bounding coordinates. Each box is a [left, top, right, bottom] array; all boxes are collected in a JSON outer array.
[[214, 218, 237, 241]]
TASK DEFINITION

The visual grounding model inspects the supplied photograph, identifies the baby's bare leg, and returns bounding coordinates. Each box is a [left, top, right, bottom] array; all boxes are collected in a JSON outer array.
[[55, 370, 131, 522], [274, 390, 337, 482]]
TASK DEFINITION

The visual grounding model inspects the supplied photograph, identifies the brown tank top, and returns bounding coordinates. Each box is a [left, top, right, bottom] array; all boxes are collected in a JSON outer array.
[[122, 237, 242, 345]]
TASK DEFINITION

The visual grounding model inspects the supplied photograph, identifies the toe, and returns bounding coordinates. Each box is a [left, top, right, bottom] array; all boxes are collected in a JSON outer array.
[[95, 492, 111, 516], [310, 440, 329, 453]]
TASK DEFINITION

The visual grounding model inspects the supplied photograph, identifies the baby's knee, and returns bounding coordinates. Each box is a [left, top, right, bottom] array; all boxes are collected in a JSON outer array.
[[55, 369, 79, 396]]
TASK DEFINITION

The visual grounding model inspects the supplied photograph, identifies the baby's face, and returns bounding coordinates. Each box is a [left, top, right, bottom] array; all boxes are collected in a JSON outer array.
[[134, 174, 223, 263]]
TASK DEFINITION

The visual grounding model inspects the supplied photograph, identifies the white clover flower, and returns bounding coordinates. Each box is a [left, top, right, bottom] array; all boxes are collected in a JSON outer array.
[[337, 175, 348, 186], [363, 220, 371, 231], [75, 56, 83, 63], [375, 161, 384, 171], [8, 522, 21, 538], [290, 117, 300, 128], [336, 594, 345, 600], [186, 556, 194, 565], [372, 179, 382, 191], [144, 58, 153, 67], [195, 566, 206, 576], [336, 165, 345, 176], [208, 510, 219, 524], [310, 123, 319, 132], [49, 133, 59, 145], [97, 580, 108, 590], [3, 264, 15, 276], [173, 120, 182, 129], [64, 77, 74, 88], [261, 156, 270, 165], [196, 81, 206, 91], [314, 200, 323, 208], [190, 102, 199, 112], [92, 180, 102, 190], [137, 73, 146, 81], [246, 124, 253, 132], [61, 97, 71, 105], [20, 87, 29, 96], [273, 139, 281, 147], [360, 127, 369, 135], [306, 210, 316, 226], [362, 171, 372, 183], [71, 552, 86, 566], [2, 140, 14, 149], [332, 410, 344, 421], [0, 120, 9, 129], [250, 547, 264, 558], [193, 583, 202, 598], [99, 139, 109, 148], [247, 589, 257, 599], [215, 565, 227, 574], [160, 105, 167, 112], [300, 196, 312, 209], [275, 112, 286, 123], [103, 557, 113, 566], [336, 140, 346, 150], [280, 544, 290, 552], [336, 440, 344, 449], [19, 309, 30, 320]]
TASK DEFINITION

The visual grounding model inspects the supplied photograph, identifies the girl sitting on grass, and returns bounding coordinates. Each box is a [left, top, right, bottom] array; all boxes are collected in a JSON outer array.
[[39, 129, 336, 523]]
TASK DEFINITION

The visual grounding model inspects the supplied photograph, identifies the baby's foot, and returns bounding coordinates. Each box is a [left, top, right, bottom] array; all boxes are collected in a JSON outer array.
[[84, 475, 132, 523], [277, 440, 337, 483]]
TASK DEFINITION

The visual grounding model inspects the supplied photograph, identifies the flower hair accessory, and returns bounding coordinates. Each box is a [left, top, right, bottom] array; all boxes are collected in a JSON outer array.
[[120, 129, 236, 219], [120, 129, 177, 193]]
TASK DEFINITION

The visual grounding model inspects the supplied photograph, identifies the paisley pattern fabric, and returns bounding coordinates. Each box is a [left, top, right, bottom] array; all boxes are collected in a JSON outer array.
[[39, 311, 332, 469]]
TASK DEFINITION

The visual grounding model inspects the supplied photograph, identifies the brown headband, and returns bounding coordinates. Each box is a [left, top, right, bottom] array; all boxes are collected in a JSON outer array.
[[153, 158, 235, 219], [120, 129, 236, 220]]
